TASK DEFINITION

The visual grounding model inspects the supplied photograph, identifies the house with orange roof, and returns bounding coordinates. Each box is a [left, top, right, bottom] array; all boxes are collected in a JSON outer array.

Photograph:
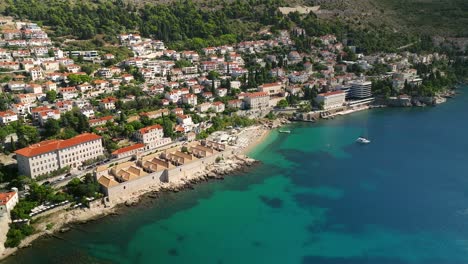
[[0, 110, 18, 125], [10, 103, 29, 115], [25, 83, 43, 94], [43, 81, 57, 92], [0, 190, 19, 217], [29, 67, 44, 81], [89, 115, 114, 127], [212, 101, 225, 113], [227, 99, 243, 109], [182, 93, 197, 106], [99, 97, 118, 110], [15, 133, 104, 178], [15, 93, 38, 104], [111, 143, 145, 159], [38, 109, 60, 126], [134, 124, 172, 150]]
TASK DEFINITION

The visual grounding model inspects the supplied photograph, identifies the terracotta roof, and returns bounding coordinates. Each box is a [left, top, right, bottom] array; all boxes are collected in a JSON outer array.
[[244, 92, 269, 98], [318, 90, 345, 97], [89, 115, 113, 124], [138, 124, 163, 134], [111, 143, 145, 155], [101, 97, 117, 103], [0, 110, 16, 117], [260, 82, 281, 88], [39, 109, 59, 117], [31, 106, 50, 113], [0, 191, 17, 206], [98, 175, 119, 188], [15, 133, 102, 158]]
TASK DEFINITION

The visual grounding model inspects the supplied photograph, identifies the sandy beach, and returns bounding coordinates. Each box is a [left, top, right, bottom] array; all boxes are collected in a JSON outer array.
[[0, 125, 273, 261]]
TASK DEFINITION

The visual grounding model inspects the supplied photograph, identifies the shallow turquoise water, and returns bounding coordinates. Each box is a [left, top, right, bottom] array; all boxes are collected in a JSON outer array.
[[4, 87, 468, 264]]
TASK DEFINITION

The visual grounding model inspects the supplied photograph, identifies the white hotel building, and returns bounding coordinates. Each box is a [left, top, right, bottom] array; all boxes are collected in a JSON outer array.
[[134, 124, 172, 151], [15, 133, 104, 178], [315, 90, 346, 110], [349, 80, 372, 99]]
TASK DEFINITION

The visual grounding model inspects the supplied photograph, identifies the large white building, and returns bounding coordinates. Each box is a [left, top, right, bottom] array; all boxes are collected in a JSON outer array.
[[134, 124, 172, 151], [243, 92, 270, 109], [315, 91, 346, 110], [349, 80, 372, 99], [15, 133, 104, 178], [258, 82, 283, 95]]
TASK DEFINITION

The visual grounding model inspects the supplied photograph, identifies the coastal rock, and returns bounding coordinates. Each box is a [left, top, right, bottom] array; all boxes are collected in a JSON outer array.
[[59, 227, 70, 233]]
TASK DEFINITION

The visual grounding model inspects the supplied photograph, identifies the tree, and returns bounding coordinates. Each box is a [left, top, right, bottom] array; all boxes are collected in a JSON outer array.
[[207, 71, 220, 80], [276, 99, 289, 108], [162, 117, 174, 138], [68, 74, 91, 86], [46, 90, 57, 103], [43, 119, 61, 138], [10, 136, 16, 151]]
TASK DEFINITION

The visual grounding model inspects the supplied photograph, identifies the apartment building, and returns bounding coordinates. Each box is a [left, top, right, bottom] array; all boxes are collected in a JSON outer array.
[[315, 91, 346, 110], [15, 133, 104, 178], [134, 124, 172, 151], [349, 80, 372, 99], [243, 92, 270, 109]]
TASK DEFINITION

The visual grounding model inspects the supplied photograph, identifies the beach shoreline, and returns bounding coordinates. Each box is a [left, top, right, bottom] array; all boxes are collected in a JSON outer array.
[[0, 125, 273, 262]]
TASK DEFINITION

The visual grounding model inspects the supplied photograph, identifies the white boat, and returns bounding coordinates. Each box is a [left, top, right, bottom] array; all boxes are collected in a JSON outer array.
[[279, 130, 291, 134], [356, 137, 371, 144]]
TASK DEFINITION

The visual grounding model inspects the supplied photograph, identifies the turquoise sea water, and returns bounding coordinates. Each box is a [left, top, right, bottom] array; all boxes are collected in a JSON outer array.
[[4, 87, 468, 264]]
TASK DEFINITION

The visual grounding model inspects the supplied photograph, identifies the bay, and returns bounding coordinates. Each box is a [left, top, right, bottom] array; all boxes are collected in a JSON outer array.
[[4, 86, 468, 264]]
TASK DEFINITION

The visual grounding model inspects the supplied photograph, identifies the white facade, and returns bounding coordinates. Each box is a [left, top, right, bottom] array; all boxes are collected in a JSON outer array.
[[243, 92, 270, 109], [134, 125, 172, 151], [0, 110, 18, 125], [0, 191, 19, 217], [350, 81, 372, 99], [258, 82, 283, 95], [182, 94, 198, 106], [15, 133, 104, 178], [315, 91, 346, 110]]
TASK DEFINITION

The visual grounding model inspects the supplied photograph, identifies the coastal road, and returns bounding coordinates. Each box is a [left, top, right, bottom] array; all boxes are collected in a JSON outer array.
[[49, 140, 186, 189]]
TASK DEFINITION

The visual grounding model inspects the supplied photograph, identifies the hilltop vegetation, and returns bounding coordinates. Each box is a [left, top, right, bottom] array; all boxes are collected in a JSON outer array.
[[307, 0, 468, 37], [1, 0, 467, 52]]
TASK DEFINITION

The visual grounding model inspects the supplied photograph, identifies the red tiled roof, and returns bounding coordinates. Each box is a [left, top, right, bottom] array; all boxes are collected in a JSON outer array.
[[39, 109, 59, 117], [0, 110, 16, 117], [318, 90, 344, 97], [89, 115, 113, 124], [138, 124, 163, 134], [0, 191, 17, 206], [260, 82, 281, 88], [31, 106, 50, 113], [101, 97, 117, 103], [111, 143, 145, 155], [244, 92, 269, 98], [15, 133, 102, 158]]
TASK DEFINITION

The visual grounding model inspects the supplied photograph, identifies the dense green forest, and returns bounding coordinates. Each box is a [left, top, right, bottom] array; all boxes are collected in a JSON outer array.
[[1, 0, 448, 53], [377, 0, 468, 37]]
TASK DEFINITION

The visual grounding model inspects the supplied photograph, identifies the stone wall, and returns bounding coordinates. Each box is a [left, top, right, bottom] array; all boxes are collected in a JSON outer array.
[[106, 170, 166, 200], [104, 150, 232, 202]]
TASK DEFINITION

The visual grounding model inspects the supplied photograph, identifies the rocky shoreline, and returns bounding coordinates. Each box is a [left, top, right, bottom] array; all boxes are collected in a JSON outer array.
[[122, 155, 260, 206], [0, 130, 269, 261]]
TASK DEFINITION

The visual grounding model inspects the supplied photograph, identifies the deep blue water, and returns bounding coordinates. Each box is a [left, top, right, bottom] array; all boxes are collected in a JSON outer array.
[[3, 86, 468, 264]]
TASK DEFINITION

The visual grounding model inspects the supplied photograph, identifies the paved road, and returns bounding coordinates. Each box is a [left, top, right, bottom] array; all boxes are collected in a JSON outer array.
[[48, 140, 185, 189]]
